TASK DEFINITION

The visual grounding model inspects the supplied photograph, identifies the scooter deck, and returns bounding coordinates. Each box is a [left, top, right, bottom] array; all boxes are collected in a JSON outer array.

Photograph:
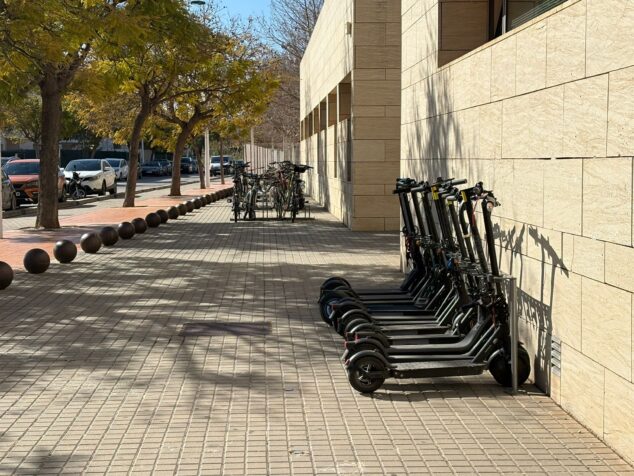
[[393, 360, 486, 379], [385, 333, 462, 345], [374, 324, 450, 334]]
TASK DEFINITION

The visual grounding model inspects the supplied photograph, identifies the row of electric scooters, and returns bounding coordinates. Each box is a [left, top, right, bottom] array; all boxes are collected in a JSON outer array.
[[318, 177, 531, 393]]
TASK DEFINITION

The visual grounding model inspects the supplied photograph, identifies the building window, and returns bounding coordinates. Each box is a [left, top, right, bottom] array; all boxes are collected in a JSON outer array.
[[491, 0, 568, 36]]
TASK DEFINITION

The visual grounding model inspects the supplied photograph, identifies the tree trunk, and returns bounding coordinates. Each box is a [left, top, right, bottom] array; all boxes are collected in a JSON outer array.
[[123, 103, 151, 207], [170, 125, 193, 196], [36, 79, 62, 229], [219, 138, 225, 185]]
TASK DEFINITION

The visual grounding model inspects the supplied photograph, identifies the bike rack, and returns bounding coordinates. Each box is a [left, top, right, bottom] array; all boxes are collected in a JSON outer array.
[[494, 274, 519, 395]]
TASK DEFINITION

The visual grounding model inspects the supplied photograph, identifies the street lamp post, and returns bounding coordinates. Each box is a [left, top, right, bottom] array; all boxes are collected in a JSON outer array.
[[204, 128, 210, 189]]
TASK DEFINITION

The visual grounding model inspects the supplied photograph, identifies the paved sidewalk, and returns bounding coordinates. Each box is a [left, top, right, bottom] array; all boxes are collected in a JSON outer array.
[[0, 203, 632, 475]]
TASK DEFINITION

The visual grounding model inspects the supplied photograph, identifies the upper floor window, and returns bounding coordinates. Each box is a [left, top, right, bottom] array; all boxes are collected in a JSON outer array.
[[439, 0, 570, 66], [491, 0, 569, 37]]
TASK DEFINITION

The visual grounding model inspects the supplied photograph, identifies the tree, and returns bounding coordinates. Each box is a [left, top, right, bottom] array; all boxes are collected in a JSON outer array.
[[258, 0, 323, 143], [0, 0, 133, 228], [72, 1, 210, 207], [0, 92, 43, 157], [0, 93, 102, 158], [60, 108, 103, 158], [154, 27, 278, 196]]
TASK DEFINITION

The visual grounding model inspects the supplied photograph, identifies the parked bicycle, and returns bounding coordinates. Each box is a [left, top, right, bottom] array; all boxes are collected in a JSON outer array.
[[230, 160, 312, 222]]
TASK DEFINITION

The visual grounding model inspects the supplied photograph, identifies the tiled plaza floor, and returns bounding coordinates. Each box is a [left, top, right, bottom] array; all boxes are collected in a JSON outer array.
[[0, 202, 632, 475]]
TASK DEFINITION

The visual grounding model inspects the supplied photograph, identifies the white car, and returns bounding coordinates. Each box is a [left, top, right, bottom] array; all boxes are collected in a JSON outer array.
[[64, 159, 117, 196], [105, 158, 129, 181]]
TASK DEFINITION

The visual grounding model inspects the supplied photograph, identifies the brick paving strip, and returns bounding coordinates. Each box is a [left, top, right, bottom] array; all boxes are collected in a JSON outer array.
[[0, 201, 632, 474], [0, 182, 232, 270]]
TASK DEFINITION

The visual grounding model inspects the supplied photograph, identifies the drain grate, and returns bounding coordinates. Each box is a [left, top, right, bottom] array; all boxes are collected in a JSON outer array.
[[551, 336, 561, 376], [179, 321, 271, 337]]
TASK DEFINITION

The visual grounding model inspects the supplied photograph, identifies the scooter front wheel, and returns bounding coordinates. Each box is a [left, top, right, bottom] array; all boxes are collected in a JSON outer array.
[[489, 345, 531, 387]]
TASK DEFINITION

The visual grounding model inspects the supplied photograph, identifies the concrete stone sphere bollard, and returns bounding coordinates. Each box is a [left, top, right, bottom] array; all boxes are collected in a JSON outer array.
[[145, 212, 161, 228], [157, 209, 169, 223], [118, 222, 135, 239], [132, 217, 148, 234], [193, 198, 202, 209], [23, 248, 50, 274], [0, 261, 14, 290], [178, 203, 188, 215], [185, 200, 195, 212], [205, 194, 212, 204], [167, 206, 180, 220], [100, 226, 119, 247], [80, 233, 102, 254], [198, 196, 206, 207], [53, 240, 78, 263]]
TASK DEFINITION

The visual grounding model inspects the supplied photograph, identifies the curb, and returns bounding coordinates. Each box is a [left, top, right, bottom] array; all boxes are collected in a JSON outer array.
[[2, 180, 199, 219]]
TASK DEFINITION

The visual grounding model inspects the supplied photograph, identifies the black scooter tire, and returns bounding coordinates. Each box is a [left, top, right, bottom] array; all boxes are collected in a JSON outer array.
[[489, 345, 531, 387], [321, 277, 351, 293], [319, 288, 359, 313], [330, 302, 367, 331], [347, 354, 386, 394], [344, 317, 373, 337], [337, 312, 364, 336]]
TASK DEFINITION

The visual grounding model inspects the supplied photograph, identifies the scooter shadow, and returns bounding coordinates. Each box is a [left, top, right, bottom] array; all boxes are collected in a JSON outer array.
[[366, 381, 542, 401]]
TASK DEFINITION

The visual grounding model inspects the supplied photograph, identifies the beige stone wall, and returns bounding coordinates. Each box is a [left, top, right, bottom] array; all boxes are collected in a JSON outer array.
[[300, 1, 354, 118], [402, 0, 634, 463], [300, 0, 402, 231], [351, 0, 401, 231]]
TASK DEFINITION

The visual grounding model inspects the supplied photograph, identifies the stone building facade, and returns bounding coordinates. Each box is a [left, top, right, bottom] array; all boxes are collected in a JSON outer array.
[[401, 0, 634, 463], [303, 0, 634, 464], [300, 0, 402, 231]]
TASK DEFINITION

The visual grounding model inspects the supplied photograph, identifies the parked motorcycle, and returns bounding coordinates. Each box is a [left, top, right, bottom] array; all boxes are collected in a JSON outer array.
[[67, 172, 86, 200]]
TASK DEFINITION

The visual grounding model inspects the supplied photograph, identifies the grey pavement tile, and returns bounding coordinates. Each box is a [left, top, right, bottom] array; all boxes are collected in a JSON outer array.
[[0, 202, 631, 475]]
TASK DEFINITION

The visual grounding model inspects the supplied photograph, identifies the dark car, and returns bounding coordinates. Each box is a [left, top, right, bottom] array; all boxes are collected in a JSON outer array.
[[141, 161, 165, 176], [211, 156, 231, 176], [157, 160, 172, 175], [181, 157, 198, 174], [1, 168, 18, 210]]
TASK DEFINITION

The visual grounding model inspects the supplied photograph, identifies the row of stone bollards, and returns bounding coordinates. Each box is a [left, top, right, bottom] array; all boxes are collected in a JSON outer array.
[[0, 189, 232, 290]]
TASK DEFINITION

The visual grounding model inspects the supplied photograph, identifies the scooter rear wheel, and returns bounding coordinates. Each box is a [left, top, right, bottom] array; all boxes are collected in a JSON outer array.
[[347, 354, 386, 394], [321, 277, 351, 293]]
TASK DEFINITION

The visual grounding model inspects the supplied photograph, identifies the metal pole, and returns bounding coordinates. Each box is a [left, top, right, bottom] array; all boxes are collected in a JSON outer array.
[[509, 276, 518, 394], [204, 129, 210, 189], [250, 128, 255, 169]]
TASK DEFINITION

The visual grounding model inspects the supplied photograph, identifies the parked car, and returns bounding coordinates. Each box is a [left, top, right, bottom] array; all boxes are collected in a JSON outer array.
[[1, 168, 18, 210], [4, 159, 66, 204], [157, 160, 172, 175], [105, 158, 129, 181], [64, 159, 117, 196], [1, 157, 12, 169], [211, 156, 231, 176], [141, 161, 165, 176], [181, 157, 198, 174]]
